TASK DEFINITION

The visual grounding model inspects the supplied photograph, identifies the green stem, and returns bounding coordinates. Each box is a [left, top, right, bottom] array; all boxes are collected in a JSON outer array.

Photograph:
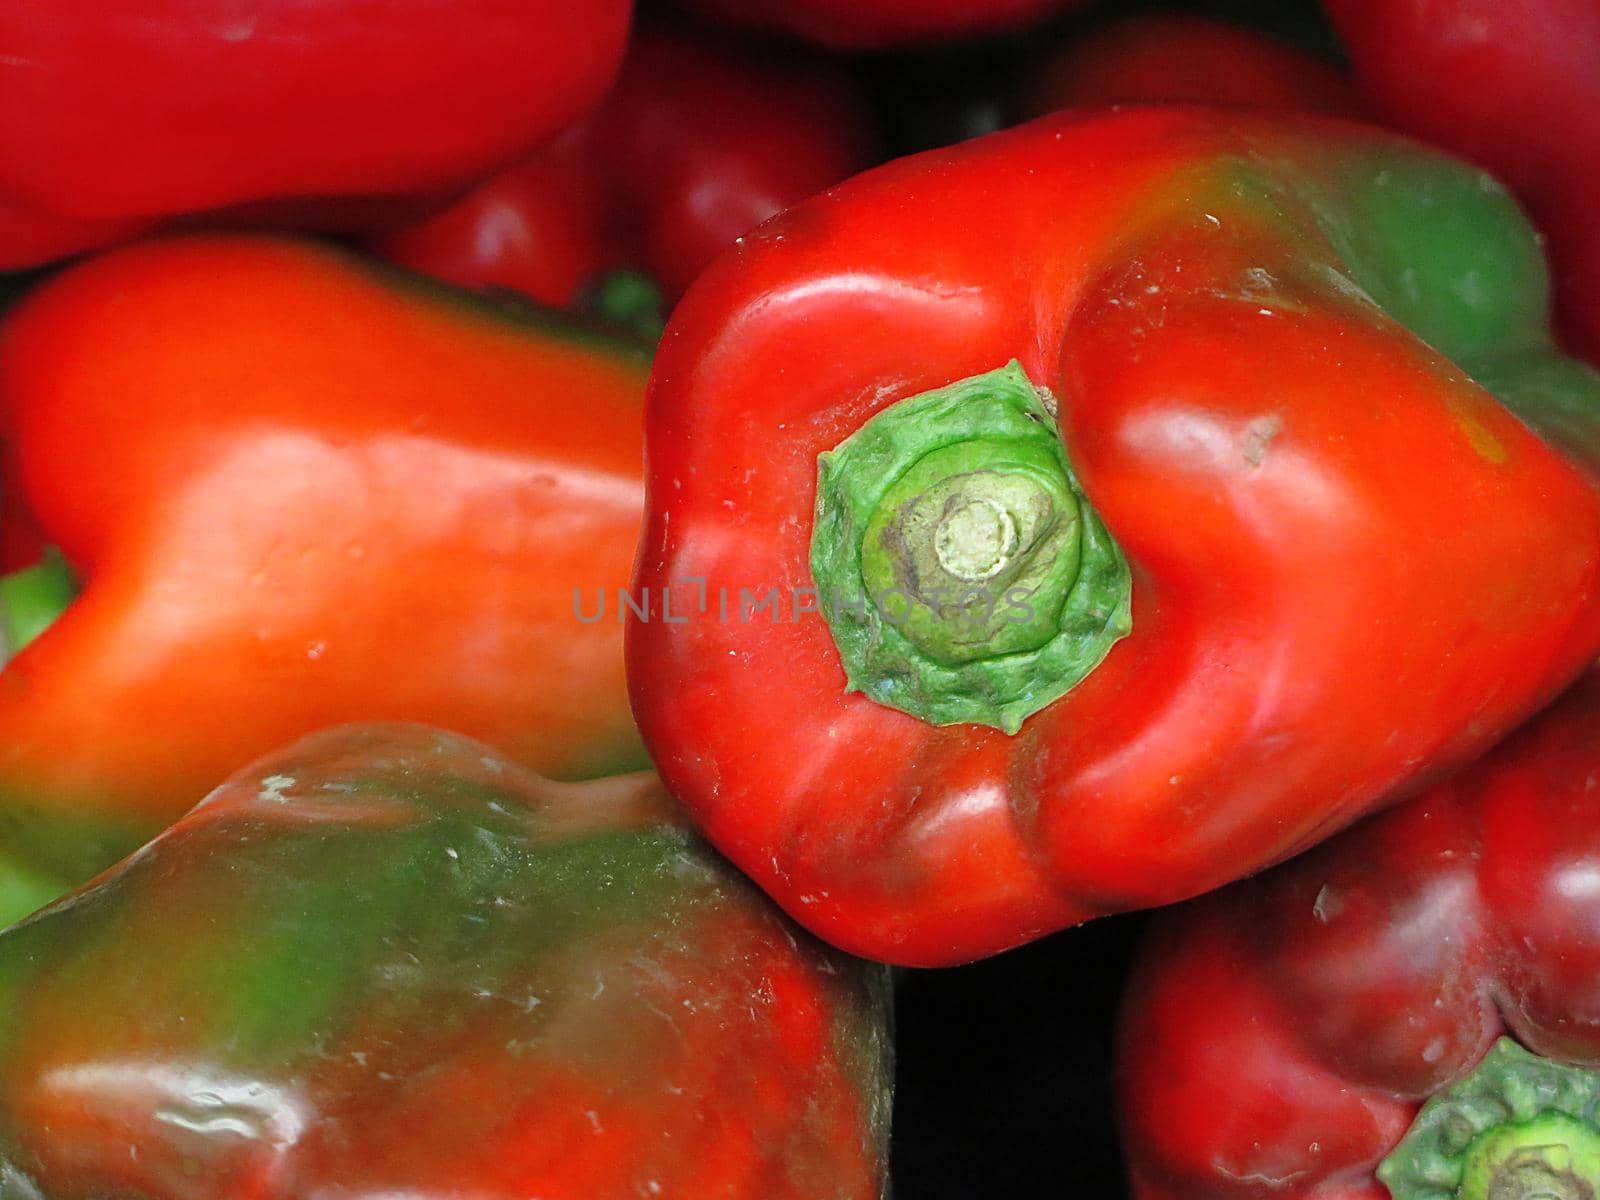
[[810, 361, 1131, 732], [1379, 1039, 1600, 1200], [0, 551, 76, 668]]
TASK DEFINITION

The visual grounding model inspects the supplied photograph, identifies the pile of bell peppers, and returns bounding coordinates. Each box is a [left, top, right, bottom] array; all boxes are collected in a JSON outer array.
[[373, 29, 875, 319], [3, 3, 1600, 1198]]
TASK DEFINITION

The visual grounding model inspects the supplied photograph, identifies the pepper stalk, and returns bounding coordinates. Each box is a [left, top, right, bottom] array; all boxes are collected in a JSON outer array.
[[1379, 1038, 1600, 1200]]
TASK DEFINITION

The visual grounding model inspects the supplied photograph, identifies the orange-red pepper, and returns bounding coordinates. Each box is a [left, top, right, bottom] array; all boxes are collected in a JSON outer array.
[[0, 236, 649, 915]]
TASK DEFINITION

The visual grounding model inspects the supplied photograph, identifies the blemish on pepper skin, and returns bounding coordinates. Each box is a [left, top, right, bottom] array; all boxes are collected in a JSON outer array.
[[1241, 415, 1283, 468], [1457, 411, 1508, 464], [257, 774, 296, 804], [1312, 884, 1342, 923], [217, 18, 258, 42]]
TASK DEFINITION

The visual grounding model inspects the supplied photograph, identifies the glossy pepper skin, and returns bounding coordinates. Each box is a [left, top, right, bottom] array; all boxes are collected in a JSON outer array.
[[1119, 670, 1600, 1200], [1020, 13, 1363, 119], [376, 30, 874, 310], [0, 235, 650, 908], [1325, 0, 1600, 363], [627, 107, 1600, 967], [0, 0, 631, 269], [0, 723, 894, 1199], [683, 0, 1087, 50]]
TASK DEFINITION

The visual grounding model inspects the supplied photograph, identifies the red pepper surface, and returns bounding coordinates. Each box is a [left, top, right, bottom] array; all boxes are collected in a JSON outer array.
[[376, 30, 874, 310], [1021, 14, 1364, 119], [0, 487, 42, 575], [1119, 670, 1600, 1200], [0, 723, 894, 1199], [0, 203, 149, 274], [0, 235, 650, 912], [0, 276, 42, 574], [682, 0, 1088, 50], [0, 1, 632, 270], [1325, 0, 1600, 363], [376, 128, 603, 313], [627, 107, 1600, 967]]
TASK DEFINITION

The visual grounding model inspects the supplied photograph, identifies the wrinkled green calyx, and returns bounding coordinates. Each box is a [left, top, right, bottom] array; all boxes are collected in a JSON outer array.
[[1379, 1038, 1600, 1200], [0, 551, 75, 668], [810, 361, 1131, 732]]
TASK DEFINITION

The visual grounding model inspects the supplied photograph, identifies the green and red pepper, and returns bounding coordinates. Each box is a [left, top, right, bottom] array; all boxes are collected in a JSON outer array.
[[0, 723, 892, 1198], [1326, 0, 1600, 363], [628, 107, 1600, 966]]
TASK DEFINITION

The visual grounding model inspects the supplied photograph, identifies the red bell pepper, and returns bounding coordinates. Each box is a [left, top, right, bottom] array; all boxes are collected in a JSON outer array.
[[375, 30, 874, 311], [1325, 0, 1600, 363], [0, 1, 632, 269], [0, 235, 650, 914], [1119, 669, 1600, 1200], [682, 0, 1088, 49], [627, 107, 1600, 967], [0, 723, 893, 1198], [1020, 13, 1364, 118], [375, 128, 604, 313]]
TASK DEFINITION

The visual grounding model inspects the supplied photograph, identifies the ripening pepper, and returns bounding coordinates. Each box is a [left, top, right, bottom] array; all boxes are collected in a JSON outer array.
[[1325, 0, 1600, 364], [375, 30, 874, 316], [627, 107, 1600, 967], [682, 0, 1088, 50], [1119, 669, 1600, 1200], [1020, 13, 1364, 119], [0, 235, 650, 915], [0, 723, 894, 1199], [0, 0, 632, 270]]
